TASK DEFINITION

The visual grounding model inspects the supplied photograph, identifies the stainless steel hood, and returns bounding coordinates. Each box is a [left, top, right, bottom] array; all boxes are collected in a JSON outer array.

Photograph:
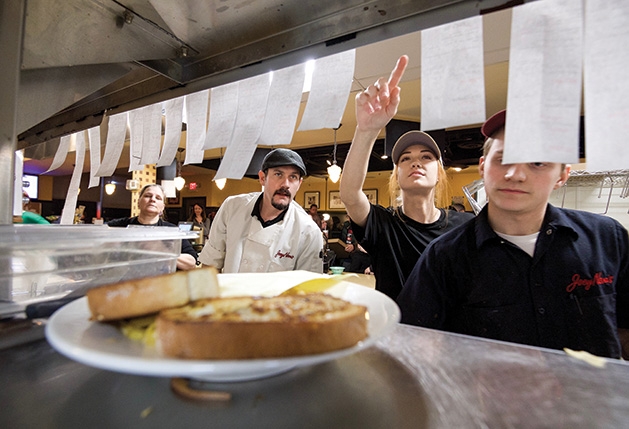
[[15, 0, 518, 148], [1, 0, 524, 223]]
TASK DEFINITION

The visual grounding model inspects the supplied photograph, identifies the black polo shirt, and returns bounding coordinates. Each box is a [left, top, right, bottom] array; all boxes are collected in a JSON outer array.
[[351, 205, 473, 300], [397, 204, 629, 358]]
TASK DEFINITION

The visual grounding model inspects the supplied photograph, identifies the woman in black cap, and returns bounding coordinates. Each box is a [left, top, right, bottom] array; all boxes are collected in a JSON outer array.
[[340, 55, 473, 300]]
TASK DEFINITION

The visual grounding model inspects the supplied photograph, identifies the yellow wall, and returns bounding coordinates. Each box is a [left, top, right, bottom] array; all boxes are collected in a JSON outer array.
[[42, 165, 481, 220], [131, 165, 157, 217], [175, 174, 261, 209], [175, 168, 481, 213], [38, 175, 54, 201], [43, 165, 480, 216], [447, 168, 482, 212], [176, 170, 391, 213]]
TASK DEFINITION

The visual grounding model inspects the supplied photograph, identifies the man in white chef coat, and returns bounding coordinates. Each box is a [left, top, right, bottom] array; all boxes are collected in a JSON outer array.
[[199, 148, 324, 273]]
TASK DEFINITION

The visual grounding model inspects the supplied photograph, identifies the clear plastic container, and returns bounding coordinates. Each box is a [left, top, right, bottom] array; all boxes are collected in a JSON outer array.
[[0, 224, 197, 312]]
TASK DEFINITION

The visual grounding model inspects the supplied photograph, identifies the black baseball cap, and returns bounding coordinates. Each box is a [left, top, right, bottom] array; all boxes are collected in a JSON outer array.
[[260, 148, 307, 177]]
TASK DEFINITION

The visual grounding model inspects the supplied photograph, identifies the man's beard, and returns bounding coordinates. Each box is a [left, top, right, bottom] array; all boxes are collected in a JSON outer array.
[[271, 187, 292, 211]]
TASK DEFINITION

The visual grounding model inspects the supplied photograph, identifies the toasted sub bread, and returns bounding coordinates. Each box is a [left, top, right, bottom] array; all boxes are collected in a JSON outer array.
[[86, 267, 220, 321], [155, 294, 368, 359]]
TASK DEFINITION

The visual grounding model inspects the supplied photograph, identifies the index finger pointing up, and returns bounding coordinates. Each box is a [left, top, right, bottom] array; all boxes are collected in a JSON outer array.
[[387, 55, 408, 88]]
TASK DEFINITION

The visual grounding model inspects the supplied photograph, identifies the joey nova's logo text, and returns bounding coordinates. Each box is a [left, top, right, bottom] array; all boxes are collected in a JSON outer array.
[[566, 272, 614, 293], [275, 250, 294, 259]]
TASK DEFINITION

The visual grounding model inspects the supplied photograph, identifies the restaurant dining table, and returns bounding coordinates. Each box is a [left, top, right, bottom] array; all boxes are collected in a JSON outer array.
[[1, 316, 628, 429]]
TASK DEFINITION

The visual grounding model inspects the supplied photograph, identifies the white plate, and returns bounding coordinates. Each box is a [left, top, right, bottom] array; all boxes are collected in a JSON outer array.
[[45, 283, 400, 382]]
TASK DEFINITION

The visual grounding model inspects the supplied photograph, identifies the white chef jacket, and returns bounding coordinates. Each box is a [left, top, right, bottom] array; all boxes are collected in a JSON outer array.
[[198, 192, 324, 273]]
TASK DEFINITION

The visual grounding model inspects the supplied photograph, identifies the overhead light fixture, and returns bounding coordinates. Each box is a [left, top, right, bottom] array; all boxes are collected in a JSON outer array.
[[327, 124, 342, 183], [174, 176, 186, 191], [381, 138, 388, 159], [447, 163, 468, 172], [215, 148, 226, 190], [328, 163, 342, 183], [105, 182, 116, 195], [174, 148, 185, 191]]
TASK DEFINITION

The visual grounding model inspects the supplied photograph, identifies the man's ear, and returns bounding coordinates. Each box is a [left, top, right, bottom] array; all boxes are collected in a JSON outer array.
[[554, 164, 571, 190], [478, 156, 486, 177], [258, 170, 266, 186]]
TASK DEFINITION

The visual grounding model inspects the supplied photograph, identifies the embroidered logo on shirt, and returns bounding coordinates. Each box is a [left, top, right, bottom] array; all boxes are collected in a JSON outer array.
[[275, 250, 295, 259], [566, 272, 614, 293]]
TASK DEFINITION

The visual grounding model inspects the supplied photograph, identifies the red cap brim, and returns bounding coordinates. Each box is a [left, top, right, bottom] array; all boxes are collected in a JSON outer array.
[[481, 110, 506, 138]]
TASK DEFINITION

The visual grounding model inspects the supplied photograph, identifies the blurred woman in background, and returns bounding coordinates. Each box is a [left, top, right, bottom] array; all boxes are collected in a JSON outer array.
[[108, 184, 197, 270], [188, 203, 211, 240]]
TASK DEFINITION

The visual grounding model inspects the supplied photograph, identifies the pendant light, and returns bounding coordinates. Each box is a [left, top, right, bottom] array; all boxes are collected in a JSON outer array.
[[215, 148, 226, 190], [327, 124, 342, 183], [381, 138, 388, 159], [104, 182, 116, 195]]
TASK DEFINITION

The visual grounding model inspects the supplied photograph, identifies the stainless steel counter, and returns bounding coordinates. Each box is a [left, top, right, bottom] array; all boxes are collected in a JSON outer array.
[[1, 323, 628, 428]]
